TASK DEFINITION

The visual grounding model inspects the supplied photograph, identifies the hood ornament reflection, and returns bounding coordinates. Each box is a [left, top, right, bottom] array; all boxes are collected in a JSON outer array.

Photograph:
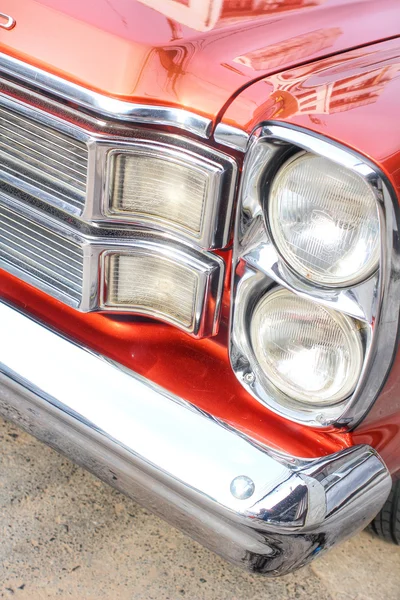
[[0, 12, 15, 30]]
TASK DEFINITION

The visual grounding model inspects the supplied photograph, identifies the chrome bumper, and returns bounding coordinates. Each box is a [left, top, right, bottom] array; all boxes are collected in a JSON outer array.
[[0, 301, 391, 576]]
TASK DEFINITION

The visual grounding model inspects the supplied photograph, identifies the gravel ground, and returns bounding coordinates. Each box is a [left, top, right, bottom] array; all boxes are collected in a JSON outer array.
[[1, 417, 399, 600]]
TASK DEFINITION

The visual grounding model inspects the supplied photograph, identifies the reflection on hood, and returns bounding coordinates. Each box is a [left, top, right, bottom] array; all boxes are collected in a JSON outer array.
[[137, 0, 327, 32]]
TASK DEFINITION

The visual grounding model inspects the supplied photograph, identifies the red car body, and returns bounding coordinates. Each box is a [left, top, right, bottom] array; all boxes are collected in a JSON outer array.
[[0, 0, 399, 574]]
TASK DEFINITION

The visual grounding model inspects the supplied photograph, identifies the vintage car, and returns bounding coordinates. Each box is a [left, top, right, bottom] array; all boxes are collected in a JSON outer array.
[[0, 0, 399, 577]]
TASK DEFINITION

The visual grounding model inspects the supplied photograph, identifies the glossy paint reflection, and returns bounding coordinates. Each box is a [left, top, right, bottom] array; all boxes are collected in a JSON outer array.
[[136, 0, 328, 32], [0, 268, 351, 460], [221, 40, 400, 134], [0, 0, 399, 125], [221, 39, 400, 191]]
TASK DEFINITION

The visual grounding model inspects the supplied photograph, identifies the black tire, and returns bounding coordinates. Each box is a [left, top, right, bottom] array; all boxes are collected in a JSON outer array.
[[370, 479, 400, 544]]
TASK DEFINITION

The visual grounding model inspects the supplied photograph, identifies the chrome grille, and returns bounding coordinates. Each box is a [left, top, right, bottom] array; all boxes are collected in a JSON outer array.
[[0, 202, 83, 304], [0, 85, 226, 334], [0, 104, 88, 213]]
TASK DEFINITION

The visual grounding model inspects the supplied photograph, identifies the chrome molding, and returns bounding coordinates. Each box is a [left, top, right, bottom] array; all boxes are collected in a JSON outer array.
[[214, 123, 249, 152], [0, 78, 231, 336], [230, 123, 400, 429], [0, 53, 212, 138], [0, 192, 224, 337], [0, 87, 237, 250], [0, 300, 392, 575]]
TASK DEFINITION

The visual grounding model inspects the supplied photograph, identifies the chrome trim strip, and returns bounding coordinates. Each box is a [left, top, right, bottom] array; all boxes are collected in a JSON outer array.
[[0, 193, 224, 337], [214, 123, 249, 152], [0, 53, 212, 138], [230, 123, 400, 428], [0, 300, 391, 575]]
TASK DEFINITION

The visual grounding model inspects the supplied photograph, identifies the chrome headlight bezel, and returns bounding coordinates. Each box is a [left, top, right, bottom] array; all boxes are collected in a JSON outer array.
[[230, 123, 400, 429]]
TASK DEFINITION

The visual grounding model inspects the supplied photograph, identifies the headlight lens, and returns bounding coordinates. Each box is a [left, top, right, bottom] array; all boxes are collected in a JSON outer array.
[[268, 153, 380, 286], [250, 288, 363, 405]]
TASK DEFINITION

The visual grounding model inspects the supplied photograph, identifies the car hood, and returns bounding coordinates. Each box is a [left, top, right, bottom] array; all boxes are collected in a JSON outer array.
[[0, 0, 400, 125]]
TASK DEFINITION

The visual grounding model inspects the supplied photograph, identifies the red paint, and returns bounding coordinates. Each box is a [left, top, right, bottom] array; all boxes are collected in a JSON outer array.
[[218, 38, 400, 193], [0, 0, 399, 124], [0, 268, 350, 460], [218, 37, 400, 472], [353, 367, 400, 477]]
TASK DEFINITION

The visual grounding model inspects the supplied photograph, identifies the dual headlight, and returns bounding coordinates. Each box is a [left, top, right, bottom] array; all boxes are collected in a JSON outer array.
[[231, 125, 396, 427], [252, 151, 377, 405]]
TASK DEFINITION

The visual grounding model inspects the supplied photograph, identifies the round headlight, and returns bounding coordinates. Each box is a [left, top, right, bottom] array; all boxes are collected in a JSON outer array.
[[268, 153, 380, 286], [250, 288, 363, 405]]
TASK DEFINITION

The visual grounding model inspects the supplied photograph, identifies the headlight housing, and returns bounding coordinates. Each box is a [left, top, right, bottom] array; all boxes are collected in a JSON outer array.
[[230, 124, 399, 428]]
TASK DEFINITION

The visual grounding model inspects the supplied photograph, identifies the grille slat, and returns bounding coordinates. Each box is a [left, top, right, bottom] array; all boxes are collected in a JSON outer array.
[[0, 106, 87, 157], [0, 118, 87, 167], [0, 138, 87, 189], [0, 229, 83, 280], [0, 104, 88, 212], [0, 204, 83, 262], [0, 251, 82, 300], [0, 160, 85, 210], [0, 106, 87, 153], [0, 135, 86, 186], [0, 203, 83, 303]]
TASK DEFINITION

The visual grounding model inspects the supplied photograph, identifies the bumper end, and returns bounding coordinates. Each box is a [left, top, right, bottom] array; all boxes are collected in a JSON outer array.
[[0, 301, 391, 575]]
